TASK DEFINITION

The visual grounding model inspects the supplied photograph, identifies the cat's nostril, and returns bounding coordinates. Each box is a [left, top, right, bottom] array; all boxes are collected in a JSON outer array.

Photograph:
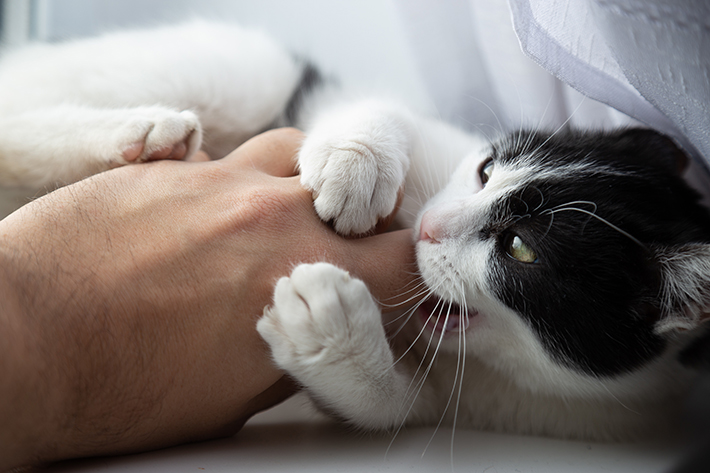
[[420, 229, 439, 243], [419, 211, 441, 243]]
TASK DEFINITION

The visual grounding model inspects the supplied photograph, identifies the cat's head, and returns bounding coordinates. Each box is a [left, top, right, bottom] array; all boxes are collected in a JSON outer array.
[[415, 128, 710, 398]]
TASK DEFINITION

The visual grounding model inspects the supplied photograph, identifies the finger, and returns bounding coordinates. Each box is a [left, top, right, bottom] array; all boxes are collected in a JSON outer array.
[[223, 128, 304, 177], [345, 229, 424, 313]]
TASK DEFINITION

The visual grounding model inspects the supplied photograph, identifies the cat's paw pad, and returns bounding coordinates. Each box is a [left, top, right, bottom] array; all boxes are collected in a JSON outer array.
[[298, 116, 409, 235], [257, 263, 385, 377], [115, 108, 202, 164]]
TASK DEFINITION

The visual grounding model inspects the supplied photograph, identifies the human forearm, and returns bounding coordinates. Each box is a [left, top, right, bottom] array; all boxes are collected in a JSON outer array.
[[0, 213, 134, 470], [0, 187, 293, 470], [0, 240, 65, 470]]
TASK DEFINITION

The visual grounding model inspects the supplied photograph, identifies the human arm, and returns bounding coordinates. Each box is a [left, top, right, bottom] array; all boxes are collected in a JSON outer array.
[[0, 128, 418, 470]]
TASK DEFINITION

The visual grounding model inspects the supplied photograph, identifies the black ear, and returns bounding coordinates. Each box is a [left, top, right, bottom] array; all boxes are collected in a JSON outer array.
[[654, 244, 710, 334], [614, 128, 689, 175]]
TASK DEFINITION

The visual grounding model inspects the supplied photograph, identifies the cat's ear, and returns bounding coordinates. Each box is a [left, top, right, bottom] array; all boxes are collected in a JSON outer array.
[[615, 128, 689, 175], [653, 244, 710, 334]]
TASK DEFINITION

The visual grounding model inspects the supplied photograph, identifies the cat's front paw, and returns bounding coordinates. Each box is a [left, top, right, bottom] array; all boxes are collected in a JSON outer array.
[[114, 107, 202, 164], [257, 263, 389, 386], [298, 103, 410, 235]]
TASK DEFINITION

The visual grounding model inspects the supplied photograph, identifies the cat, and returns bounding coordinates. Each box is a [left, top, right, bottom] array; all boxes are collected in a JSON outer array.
[[1, 21, 709, 441]]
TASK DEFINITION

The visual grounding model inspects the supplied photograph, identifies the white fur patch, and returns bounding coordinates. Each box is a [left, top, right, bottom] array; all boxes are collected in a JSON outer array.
[[298, 100, 412, 234], [0, 21, 301, 203], [258, 263, 411, 430]]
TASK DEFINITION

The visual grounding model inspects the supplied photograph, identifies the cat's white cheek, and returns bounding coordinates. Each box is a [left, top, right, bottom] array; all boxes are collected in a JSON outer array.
[[464, 302, 556, 383]]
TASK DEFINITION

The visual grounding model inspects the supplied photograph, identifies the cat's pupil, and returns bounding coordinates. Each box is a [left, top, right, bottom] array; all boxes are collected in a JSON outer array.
[[480, 159, 495, 186], [506, 234, 539, 264]]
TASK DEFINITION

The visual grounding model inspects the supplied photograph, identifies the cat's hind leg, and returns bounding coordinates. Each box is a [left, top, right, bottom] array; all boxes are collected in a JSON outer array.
[[0, 104, 201, 188], [257, 262, 413, 430]]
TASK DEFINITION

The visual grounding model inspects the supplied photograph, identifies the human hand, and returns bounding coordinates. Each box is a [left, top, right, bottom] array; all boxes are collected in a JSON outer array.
[[0, 128, 418, 469]]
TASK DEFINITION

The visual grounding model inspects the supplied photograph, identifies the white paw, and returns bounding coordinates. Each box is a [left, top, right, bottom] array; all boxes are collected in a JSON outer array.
[[257, 263, 388, 383], [298, 103, 410, 235], [112, 107, 202, 164]]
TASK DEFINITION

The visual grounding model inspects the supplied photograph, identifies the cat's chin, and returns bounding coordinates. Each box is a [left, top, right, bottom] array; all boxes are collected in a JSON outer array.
[[418, 297, 477, 337]]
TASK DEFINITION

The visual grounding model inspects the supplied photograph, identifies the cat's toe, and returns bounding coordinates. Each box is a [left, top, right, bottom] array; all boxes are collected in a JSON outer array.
[[145, 138, 189, 161], [138, 110, 201, 162], [299, 138, 407, 235], [115, 108, 202, 165], [121, 142, 146, 162], [258, 263, 384, 374]]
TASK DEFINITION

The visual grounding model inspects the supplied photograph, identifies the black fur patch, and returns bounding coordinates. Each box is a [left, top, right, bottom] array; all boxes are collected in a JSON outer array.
[[283, 60, 324, 126], [680, 327, 710, 370], [487, 129, 710, 377]]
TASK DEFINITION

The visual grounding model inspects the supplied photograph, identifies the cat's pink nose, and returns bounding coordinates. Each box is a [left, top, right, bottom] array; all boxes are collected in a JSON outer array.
[[418, 211, 441, 243]]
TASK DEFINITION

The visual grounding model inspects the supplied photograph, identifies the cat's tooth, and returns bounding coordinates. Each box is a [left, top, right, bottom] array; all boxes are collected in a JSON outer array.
[[445, 314, 471, 333]]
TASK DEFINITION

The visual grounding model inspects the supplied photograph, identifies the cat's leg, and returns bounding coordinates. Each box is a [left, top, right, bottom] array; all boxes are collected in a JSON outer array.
[[257, 263, 412, 430], [297, 100, 413, 235], [297, 99, 487, 234], [0, 104, 201, 188]]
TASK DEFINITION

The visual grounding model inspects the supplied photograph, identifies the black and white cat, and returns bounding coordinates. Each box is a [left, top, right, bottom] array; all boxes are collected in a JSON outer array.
[[1, 21, 708, 441]]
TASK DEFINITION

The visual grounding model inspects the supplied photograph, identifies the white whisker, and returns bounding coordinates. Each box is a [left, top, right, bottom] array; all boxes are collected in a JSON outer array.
[[415, 303, 452, 459], [385, 290, 431, 331], [544, 206, 645, 249], [380, 280, 428, 307], [389, 291, 443, 365], [526, 96, 587, 157], [451, 282, 468, 469], [462, 95, 504, 137], [422, 300, 462, 458], [387, 299, 447, 454], [599, 382, 641, 415]]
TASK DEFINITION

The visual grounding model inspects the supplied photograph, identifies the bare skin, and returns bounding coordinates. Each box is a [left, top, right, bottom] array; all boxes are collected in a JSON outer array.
[[0, 128, 418, 470]]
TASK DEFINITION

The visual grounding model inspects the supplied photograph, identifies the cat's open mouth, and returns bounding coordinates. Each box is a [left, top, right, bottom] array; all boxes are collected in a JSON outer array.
[[418, 297, 477, 336]]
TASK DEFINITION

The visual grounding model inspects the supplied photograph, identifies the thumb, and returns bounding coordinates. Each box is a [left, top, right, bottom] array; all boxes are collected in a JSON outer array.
[[345, 229, 423, 313]]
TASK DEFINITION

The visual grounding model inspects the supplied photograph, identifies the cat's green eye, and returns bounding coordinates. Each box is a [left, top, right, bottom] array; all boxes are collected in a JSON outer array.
[[480, 159, 495, 186], [506, 235, 539, 264]]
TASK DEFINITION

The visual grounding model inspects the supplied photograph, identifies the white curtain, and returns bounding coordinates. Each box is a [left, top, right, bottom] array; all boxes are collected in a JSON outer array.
[[396, 0, 710, 177], [510, 0, 709, 165]]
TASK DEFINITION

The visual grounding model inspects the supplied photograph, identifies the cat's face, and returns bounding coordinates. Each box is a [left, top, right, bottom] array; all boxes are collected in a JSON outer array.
[[414, 129, 710, 396]]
